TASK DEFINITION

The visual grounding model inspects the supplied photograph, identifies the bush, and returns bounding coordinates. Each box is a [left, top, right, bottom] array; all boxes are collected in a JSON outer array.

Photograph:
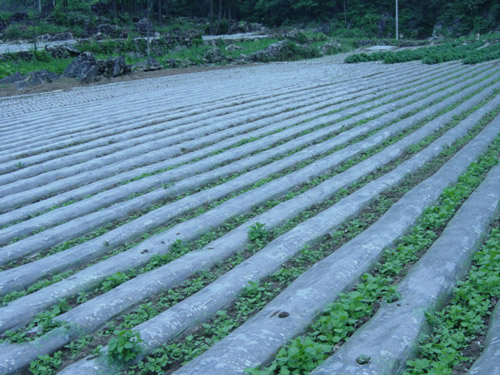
[[0, 64, 15, 79], [4, 23, 29, 40], [0, 11, 13, 22], [345, 40, 493, 65], [331, 27, 368, 39]]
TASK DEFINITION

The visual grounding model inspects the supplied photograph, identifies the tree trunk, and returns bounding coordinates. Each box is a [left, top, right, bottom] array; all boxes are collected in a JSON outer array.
[[209, 0, 214, 34], [32, 17, 37, 61], [112, 0, 117, 20], [158, 0, 161, 23], [343, 0, 347, 27], [228, 3, 232, 33], [216, 0, 222, 34], [147, 0, 153, 57]]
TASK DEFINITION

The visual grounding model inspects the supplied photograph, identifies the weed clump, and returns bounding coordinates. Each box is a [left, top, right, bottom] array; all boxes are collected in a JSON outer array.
[[107, 330, 144, 362]]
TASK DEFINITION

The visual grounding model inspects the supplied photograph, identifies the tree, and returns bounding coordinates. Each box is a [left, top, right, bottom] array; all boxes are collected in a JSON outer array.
[[209, 0, 214, 33], [343, 0, 347, 27], [216, 0, 222, 33]]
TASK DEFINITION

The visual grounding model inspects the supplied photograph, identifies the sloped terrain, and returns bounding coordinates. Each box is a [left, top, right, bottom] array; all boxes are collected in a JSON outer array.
[[0, 56, 499, 375]]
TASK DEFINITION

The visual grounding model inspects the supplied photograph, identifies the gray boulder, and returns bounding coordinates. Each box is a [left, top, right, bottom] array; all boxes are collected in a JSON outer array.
[[0, 72, 25, 85], [132, 57, 162, 72], [102, 56, 131, 77], [63, 54, 131, 83], [203, 47, 224, 64], [321, 42, 342, 55], [126, 51, 145, 60], [16, 70, 59, 88], [248, 40, 319, 62], [63, 53, 101, 83], [135, 18, 154, 35], [45, 44, 81, 59], [37, 32, 73, 42], [225, 44, 243, 52]]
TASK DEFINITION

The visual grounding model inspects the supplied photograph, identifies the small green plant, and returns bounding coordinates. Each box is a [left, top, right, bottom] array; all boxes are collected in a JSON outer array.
[[246, 131, 500, 375], [100, 271, 130, 292], [404, 226, 500, 374], [345, 40, 491, 65], [1, 299, 69, 343], [248, 222, 270, 243], [29, 351, 63, 375], [107, 330, 144, 362]]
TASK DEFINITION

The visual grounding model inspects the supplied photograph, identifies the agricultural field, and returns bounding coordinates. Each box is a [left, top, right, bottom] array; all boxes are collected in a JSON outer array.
[[0, 55, 499, 375]]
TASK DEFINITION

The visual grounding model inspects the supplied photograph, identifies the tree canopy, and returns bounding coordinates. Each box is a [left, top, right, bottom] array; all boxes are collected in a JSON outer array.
[[1, 0, 498, 38]]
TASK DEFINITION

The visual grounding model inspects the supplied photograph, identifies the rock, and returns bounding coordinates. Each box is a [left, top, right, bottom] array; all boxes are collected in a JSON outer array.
[[96, 24, 126, 38], [102, 56, 131, 77], [165, 58, 192, 68], [247, 41, 298, 62], [96, 23, 114, 35], [37, 32, 73, 43], [126, 51, 144, 60], [283, 29, 301, 40], [135, 18, 154, 36], [321, 42, 341, 55], [132, 57, 162, 72], [249, 40, 320, 62], [225, 44, 243, 52], [165, 58, 180, 68], [232, 54, 250, 65], [11, 12, 28, 22], [52, 32, 74, 41], [230, 21, 266, 34], [203, 47, 224, 64], [63, 53, 131, 82], [65, 44, 81, 56], [63, 53, 101, 83], [37, 34, 51, 43], [172, 45, 187, 53], [314, 23, 332, 35], [15, 70, 59, 88], [45, 44, 81, 59], [0, 72, 25, 85]]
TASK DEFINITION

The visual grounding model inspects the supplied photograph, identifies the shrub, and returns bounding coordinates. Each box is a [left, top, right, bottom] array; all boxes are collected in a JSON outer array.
[[4, 23, 29, 40]]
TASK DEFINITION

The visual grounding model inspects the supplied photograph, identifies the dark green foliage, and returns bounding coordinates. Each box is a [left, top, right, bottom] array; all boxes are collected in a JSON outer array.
[[107, 330, 144, 362], [463, 43, 500, 64], [246, 128, 500, 375], [404, 226, 500, 374], [345, 40, 500, 65], [29, 351, 63, 375], [1, 0, 499, 40]]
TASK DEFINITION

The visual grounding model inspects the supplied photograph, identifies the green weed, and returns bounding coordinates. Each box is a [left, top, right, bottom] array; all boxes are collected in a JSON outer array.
[[107, 330, 144, 363]]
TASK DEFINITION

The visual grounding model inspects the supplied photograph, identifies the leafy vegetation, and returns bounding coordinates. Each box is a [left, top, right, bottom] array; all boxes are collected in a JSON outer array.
[[107, 330, 144, 362], [4, 0, 498, 38], [404, 224, 500, 375], [464, 42, 500, 64], [345, 40, 500, 65], [0, 0, 499, 82], [245, 126, 500, 375], [9, 94, 500, 375], [29, 351, 63, 375], [0, 50, 71, 79], [1, 299, 70, 343]]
